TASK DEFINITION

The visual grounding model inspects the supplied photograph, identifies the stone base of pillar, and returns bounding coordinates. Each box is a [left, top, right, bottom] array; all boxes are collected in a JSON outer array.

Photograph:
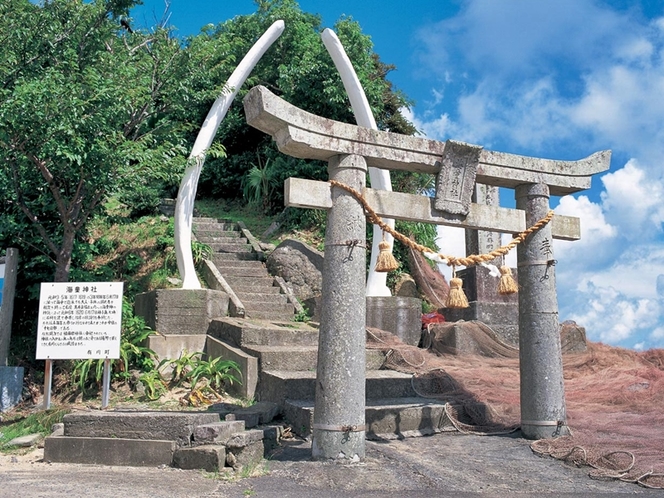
[[366, 296, 422, 346], [441, 265, 519, 346]]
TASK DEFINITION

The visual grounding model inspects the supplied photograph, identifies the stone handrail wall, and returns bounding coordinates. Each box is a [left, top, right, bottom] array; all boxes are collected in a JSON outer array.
[[201, 260, 246, 318], [273, 275, 305, 315]]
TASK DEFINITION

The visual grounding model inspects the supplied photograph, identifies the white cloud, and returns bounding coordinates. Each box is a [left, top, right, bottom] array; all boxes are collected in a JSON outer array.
[[554, 194, 617, 270], [407, 0, 664, 349], [412, 0, 664, 161], [566, 282, 660, 344], [652, 326, 664, 340], [600, 161, 664, 237]]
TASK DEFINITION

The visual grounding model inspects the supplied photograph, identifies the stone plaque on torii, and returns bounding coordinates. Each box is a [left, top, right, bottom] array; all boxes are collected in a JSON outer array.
[[243, 85, 610, 459]]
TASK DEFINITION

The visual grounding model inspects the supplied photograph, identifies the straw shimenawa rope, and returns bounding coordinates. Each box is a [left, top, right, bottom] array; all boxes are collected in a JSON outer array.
[[328, 179, 555, 306]]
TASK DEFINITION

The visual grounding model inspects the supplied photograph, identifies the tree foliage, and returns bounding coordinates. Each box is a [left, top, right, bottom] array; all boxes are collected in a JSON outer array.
[[0, 0, 203, 282], [194, 0, 418, 209], [0, 0, 419, 363]]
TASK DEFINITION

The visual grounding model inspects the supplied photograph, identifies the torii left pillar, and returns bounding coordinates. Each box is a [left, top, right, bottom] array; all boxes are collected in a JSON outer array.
[[312, 154, 367, 461]]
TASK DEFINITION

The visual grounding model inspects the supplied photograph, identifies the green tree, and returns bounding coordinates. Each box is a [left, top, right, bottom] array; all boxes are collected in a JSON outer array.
[[192, 0, 417, 208], [0, 0, 194, 282]]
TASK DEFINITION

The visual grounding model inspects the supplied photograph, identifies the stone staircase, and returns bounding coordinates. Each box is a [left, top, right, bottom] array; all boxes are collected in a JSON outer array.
[[207, 317, 452, 440], [43, 402, 283, 471], [192, 217, 297, 321]]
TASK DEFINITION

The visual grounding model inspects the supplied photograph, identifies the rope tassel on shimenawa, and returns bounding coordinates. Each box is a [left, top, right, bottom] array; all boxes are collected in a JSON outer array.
[[498, 266, 518, 295], [446, 273, 470, 309], [374, 234, 399, 273], [327, 179, 554, 306]]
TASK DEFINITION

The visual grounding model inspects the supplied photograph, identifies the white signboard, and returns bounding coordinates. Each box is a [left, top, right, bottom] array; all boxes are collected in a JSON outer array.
[[36, 282, 123, 360]]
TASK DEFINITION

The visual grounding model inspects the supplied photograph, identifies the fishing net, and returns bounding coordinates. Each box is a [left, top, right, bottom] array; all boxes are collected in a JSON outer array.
[[366, 324, 664, 489]]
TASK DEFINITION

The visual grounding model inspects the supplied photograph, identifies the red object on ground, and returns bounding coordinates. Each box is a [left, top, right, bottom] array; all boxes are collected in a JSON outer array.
[[422, 312, 446, 328]]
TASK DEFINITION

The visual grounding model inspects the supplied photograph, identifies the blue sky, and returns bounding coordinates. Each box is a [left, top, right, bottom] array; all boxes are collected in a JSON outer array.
[[131, 0, 664, 351]]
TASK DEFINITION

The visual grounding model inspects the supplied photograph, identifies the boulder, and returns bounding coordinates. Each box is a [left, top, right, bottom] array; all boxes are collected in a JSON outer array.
[[266, 239, 323, 302], [560, 320, 587, 353], [394, 274, 419, 298]]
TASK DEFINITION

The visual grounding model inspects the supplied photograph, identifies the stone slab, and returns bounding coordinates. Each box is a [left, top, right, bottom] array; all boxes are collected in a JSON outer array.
[[284, 398, 454, 439], [135, 289, 229, 335], [62, 411, 220, 447], [434, 140, 482, 215], [456, 265, 519, 304], [244, 85, 610, 195], [147, 334, 206, 362], [442, 301, 519, 346], [0, 366, 24, 412], [366, 296, 422, 346], [173, 445, 226, 472], [225, 440, 265, 471], [259, 370, 417, 405], [226, 429, 264, 449], [234, 401, 280, 426], [242, 344, 318, 371], [207, 317, 319, 347], [43, 436, 175, 467], [7, 433, 42, 447], [205, 336, 258, 400], [285, 178, 581, 240], [193, 420, 245, 445]]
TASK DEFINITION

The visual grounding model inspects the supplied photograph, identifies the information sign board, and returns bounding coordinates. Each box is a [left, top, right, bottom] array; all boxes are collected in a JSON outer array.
[[36, 282, 123, 360]]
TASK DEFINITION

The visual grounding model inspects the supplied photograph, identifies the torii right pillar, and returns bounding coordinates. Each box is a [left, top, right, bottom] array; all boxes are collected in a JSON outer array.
[[516, 183, 570, 439]]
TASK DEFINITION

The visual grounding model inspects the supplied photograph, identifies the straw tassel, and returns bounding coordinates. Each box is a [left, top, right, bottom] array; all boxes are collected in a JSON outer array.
[[446, 276, 469, 309], [374, 238, 399, 272], [498, 266, 518, 295]]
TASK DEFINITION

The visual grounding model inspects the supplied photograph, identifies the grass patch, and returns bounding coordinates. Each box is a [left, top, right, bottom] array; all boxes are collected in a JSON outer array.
[[0, 406, 70, 450], [79, 214, 179, 298]]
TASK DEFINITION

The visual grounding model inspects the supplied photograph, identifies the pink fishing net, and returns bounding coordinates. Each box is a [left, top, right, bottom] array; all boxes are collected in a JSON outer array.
[[366, 324, 664, 489]]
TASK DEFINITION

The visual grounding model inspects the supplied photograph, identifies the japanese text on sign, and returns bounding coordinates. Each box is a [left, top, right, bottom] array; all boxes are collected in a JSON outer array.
[[36, 282, 123, 360]]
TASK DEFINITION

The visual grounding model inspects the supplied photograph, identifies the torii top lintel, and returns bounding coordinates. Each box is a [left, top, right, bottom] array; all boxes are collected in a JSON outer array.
[[243, 85, 611, 197]]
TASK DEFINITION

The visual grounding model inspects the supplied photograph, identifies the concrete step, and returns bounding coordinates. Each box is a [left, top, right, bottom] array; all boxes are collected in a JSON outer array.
[[44, 408, 280, 471], [213, 259, 265, 270], [211, 252, 260, 262], [259, 370, 418, 405], [193, 222, 238, 232], [242, 345, 387, 371], [245, 302, 294, 313], [61, 411, 222, 447], [217, 266, 270, 278], [196, 232, 242, 242], [234, 286, 282, 297], [192, 223, 241, 233], [215, 253, 265, 271], [283, 398, 457, 439], [208, 317, 319, 348], [194, 229, 241, 239], [44, 436, 176, 467], [208, 242, 253, 253], [245, 310, 296, 321], [223, 276, 276, 289], [237, 292, 289, 305]]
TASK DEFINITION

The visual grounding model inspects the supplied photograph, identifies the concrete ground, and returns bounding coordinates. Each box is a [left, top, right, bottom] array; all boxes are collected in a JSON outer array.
[[1, 431, 661, 498]]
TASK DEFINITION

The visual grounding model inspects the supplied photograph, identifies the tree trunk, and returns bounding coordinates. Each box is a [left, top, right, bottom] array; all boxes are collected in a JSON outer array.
[[54, 229, 76, 282]]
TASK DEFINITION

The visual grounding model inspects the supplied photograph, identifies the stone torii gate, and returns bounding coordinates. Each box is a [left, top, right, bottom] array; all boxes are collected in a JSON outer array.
[[243, 85, 610, 460]]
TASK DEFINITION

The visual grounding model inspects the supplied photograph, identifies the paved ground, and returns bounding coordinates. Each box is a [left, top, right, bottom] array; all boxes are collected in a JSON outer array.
[[1, 431, 661, 498]]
